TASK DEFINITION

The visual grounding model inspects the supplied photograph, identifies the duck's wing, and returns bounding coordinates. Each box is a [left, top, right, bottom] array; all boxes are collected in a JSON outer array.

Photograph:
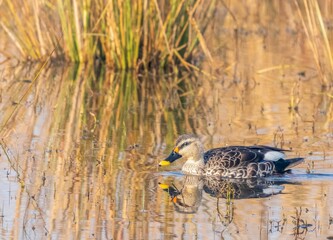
[[246, 145, 288, 161], [249, 145, 289, 152], [204, 145, 287, 167]]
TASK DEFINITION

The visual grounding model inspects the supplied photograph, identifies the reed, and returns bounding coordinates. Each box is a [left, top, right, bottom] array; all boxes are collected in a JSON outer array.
[[0, 0, 216, 70], [0, 0, 48, 59], [295, 0, 333, 86]]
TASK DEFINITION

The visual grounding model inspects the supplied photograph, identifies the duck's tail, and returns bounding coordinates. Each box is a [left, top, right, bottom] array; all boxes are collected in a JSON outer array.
[[274, 158, 304, 173]]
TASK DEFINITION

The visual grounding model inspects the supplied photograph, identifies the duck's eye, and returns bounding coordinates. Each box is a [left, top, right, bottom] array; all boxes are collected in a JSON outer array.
[[180, 141, 191, 149]]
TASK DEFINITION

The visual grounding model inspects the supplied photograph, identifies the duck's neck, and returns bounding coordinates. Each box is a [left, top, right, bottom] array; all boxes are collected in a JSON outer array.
[[182, 156, 205, 175]]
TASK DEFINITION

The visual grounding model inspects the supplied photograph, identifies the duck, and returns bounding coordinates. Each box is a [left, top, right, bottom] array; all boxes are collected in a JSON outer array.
[[159, 134, 304, 178]]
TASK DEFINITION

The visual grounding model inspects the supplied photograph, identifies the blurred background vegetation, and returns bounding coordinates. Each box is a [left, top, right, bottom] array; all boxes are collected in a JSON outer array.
[[0, 0, 216, 70], [0, 0, 332, 83]]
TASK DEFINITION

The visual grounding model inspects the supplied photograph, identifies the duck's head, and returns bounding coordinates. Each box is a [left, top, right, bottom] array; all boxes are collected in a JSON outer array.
[[159, 134, 204, 167]]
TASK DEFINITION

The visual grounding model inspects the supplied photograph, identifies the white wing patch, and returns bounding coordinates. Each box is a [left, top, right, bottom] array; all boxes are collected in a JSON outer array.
[[263, 151, 286, 161]]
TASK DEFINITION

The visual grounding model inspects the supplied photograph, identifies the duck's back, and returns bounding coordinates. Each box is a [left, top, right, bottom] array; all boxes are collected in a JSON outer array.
[[203, 145, 302, 178]]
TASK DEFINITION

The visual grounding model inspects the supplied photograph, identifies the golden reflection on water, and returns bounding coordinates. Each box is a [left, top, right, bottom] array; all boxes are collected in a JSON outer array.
[[0, 61, 332, 239], [1, 2, 333, 239]]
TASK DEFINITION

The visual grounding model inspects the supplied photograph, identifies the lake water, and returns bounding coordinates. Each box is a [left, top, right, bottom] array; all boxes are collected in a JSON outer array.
[[1, 2, 333, 239]]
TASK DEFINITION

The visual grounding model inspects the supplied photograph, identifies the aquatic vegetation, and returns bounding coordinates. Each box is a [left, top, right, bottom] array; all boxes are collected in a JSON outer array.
[[295, 0, 333, 87], [0, 0, 216, 70]]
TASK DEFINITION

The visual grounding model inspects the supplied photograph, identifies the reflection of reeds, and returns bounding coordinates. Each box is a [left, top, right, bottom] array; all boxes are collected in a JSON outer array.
[[0, 63, 203, 238], [0, 0, 216, 69], [50, 67, 203, 238], [295, 0, 333, 86], [1, 57, 333, 238], [216, 185, 234, 227], [291, 207, 315, 238], [87, 68, 202, 169]]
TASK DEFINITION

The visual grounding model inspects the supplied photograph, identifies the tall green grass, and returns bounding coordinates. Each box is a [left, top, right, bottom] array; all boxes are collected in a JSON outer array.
[[0, 0, 216, 70]]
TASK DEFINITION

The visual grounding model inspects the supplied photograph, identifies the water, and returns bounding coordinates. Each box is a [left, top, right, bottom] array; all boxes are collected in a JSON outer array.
[[157, 173, 333, 239], [1, 2, 333, 239], [0, 63, 332, 240]]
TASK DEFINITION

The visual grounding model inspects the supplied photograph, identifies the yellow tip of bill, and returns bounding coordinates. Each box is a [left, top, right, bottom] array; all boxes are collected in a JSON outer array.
[[158, 183, 169, 189], [159, 160, 170, 166]]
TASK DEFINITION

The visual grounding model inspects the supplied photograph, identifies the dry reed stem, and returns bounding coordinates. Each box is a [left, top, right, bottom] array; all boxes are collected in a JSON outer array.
[[295, 0, 333, 86]]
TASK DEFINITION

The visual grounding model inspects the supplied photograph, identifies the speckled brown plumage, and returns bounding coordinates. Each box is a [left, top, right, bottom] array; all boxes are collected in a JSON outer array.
[[203, 146, 290, 178], [160, 134, 304, 178]]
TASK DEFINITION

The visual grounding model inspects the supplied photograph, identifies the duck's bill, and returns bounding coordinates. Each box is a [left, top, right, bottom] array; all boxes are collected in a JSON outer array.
[[159, 160, 171, 166], [159, 151, 182, 166], [158, 182, 170, 189]]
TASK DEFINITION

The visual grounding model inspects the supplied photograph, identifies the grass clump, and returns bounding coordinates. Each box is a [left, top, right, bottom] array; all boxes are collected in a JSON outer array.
[[0, 0, 216, 70]]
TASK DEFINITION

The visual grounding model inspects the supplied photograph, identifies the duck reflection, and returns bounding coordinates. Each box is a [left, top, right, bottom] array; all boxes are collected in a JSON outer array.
[[159, 175, 294, 214], [159, 176, 204, 214]]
